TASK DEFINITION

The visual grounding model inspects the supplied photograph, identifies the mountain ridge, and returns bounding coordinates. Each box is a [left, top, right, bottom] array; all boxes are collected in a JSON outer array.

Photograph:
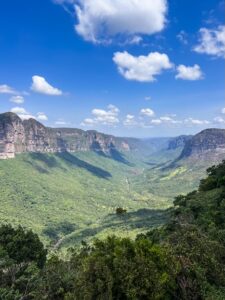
[[0, 112, 225, 162], [178, 128, 225, 160], [0, 112, 132, 159]]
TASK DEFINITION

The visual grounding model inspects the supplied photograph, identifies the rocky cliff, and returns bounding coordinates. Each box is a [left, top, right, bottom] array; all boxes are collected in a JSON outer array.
[[179, 128, 225, 159], [1, 113, 225, 161], [167, 135, 192, 150], [0, 112, 130, 159]]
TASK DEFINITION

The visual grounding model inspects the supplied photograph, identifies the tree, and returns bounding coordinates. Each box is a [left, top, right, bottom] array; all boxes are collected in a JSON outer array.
[[0, 225, 47, 299]]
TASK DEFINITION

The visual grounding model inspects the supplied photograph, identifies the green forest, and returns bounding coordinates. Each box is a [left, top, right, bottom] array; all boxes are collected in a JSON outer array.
[[1, 160, 225, 299]]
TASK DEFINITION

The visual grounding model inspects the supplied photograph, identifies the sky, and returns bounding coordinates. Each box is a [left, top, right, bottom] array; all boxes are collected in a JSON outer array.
[[0, 0, 224, 137]]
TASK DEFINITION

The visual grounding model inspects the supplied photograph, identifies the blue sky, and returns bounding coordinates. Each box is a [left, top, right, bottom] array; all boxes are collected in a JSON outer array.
[[0, 0, 224, 137]]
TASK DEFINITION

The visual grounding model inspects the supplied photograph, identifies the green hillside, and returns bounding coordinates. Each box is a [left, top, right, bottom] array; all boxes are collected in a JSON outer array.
[[0, 152, 170, 248], [1, 161, 224, 299], [0, 137, 223, 250]]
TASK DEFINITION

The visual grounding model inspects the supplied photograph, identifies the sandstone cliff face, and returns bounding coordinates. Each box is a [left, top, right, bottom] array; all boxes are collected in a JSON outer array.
[[0, 112, 130, 158], [1, 113, 225, 161], [179, 128, 225, 159]]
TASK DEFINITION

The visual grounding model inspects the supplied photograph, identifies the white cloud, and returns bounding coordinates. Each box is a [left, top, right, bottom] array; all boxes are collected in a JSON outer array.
[[81, 104, 120, 127], [10, 95, 25, 104], [160, 116, 172, 121], [124, 35, 143, 45], [0, 84, 17, 94], [113, 51, 173, 82], [214, 116, 225, 124], [11, 107, 27, 114], [37, 112, 48, 121], [222, 107, 225, 114], [123, 114, 137, 127], [55, 120, 70, 126], [176, 64, 203, 80], [31, 75, 63, 95], [154, 116, 181, 124], [10, 107, 49, 121], [64, 0, 168, 43], [194, 25, 225, 58], [184, 118, 210, 125], [151, 119, 162, 124], [140, 108, 155, 117], [80, 118, 96, 127], [10, 107, 36, 120]]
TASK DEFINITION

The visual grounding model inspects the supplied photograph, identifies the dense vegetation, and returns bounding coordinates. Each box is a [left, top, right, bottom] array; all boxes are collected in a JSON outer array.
[[0, 160, 225, 299], [0, 148, 218, 249]]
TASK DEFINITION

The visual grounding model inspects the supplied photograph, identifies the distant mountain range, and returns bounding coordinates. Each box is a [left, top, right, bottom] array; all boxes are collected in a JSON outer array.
[[0, 112, 224, 161]]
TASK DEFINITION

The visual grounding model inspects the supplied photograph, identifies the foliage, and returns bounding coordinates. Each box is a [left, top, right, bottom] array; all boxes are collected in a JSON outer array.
[[0, 152, 170, 248], [0, 225, 46, 299], [116, 207, 127, 215], [0, 160, 225, 299]]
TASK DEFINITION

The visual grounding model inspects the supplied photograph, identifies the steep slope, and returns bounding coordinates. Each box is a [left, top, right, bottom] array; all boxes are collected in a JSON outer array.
[[138, 129, 225, 199], [0, 151, 169, 247], [0, 112, 131, 159], [167, 135, 192, 150], [179, 128, 225, 159], [1, 113, 225, 248]]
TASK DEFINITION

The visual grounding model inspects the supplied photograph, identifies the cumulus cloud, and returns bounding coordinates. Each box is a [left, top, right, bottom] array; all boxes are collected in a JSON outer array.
[[59, 0, 168, 43], [113, 51, 173, 82], [10, 95, 25, 104], [54, 119, 71, 126], [37, 112, 48, 121], [151, 119, 162, 124], [10, 107, 48, 121], [10, 107, 36, 120], [150, 116, 181, 125], [176, 64, 203, 80], [123, 114, 137, 127], [194, 25, 225, 58], [214, 116, 225, 124], [184, 118, 210, 125], [160, 116, 181, 124], [31, 75, 63, 95], [126, 35, 143, 45], [123, 112, 182, 127], [140, 108, 155, 117], [222, 107, 225, 114], [0, 84, 17, 94], [81, 104, 120, 127], [121, 109, 213, 129]]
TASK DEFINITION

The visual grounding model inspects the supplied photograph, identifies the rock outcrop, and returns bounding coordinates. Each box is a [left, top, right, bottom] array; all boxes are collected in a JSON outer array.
[[0, 112, 130, 159], [167, 135, 192, 150], [1, 113, 225, 161], [179, 128, 225, 159]]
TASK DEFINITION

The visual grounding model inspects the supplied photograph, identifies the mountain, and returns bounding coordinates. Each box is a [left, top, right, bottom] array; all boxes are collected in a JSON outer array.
[[167, 135, 192, 150], [179, 128, 225, 160], [0, 112, 131, 159], [0, 112, 225, 249], [137, 128, 225, 202]]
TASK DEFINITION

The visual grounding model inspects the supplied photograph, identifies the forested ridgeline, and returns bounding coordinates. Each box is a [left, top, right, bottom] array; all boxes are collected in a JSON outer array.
[[0, 161, 225, 300]]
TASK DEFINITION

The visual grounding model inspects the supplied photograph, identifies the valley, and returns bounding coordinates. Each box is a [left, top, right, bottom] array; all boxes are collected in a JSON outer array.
[[0, 113, 224, 250]]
